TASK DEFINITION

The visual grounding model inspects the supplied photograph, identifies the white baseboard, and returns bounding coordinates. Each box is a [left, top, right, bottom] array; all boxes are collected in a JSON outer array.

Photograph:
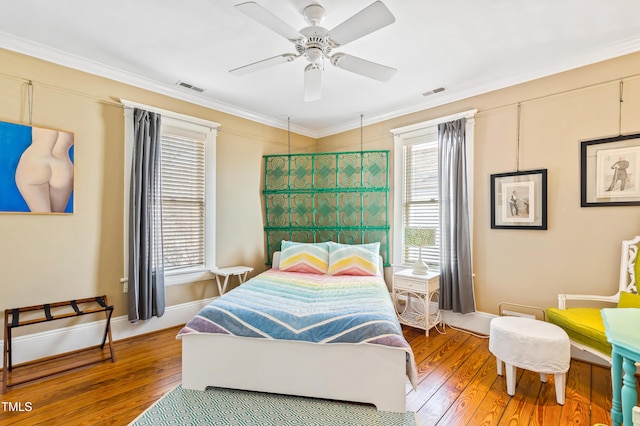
[[3, 305, 611, 368], [1, 297, 214, 366], [442, 310, 494, 335], [569, 346, 610, 367], [440, 310, 612, 367]]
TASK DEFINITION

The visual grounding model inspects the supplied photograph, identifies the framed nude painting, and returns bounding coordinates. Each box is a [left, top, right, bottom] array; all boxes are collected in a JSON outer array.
[[491, 169, 547, 230], [0, 120, 74, 214], [581, 133, 640, 207]]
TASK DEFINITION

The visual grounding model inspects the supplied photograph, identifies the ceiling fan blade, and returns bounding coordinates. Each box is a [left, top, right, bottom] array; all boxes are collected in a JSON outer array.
[[235, 2, 302, 42], [328, 1, 395, 47], [304, 64, 322, 102], [230, 54, 298, 76], [331, 53, 396, 82]]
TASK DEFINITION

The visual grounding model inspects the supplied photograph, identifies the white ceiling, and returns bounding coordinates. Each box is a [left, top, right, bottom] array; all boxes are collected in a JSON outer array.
[[1, 0, 639, 138]]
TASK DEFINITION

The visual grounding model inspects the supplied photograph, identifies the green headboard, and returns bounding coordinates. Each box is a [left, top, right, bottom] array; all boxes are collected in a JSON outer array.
[[263, 150, 390, 266]]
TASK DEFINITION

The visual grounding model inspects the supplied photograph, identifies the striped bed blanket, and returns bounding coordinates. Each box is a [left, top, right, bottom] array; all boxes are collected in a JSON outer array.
[[177, 268, 417, 386]]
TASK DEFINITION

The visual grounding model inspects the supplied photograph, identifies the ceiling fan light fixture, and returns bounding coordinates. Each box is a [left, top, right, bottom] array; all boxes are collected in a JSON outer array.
[[305, 47, 323, 63], [304, 63, 322, 102]]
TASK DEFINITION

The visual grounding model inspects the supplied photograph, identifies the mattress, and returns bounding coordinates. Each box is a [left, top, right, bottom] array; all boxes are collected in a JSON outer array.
[[177, 268, 417, 386]]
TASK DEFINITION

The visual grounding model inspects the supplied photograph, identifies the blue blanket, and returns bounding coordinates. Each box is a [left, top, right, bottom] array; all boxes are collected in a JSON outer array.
[[178, 269, 417, 386]]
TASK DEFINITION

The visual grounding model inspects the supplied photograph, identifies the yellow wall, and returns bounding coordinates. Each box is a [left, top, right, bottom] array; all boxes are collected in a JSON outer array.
[[0, 48, 639, 341], [319, 52, 640, 314], [0, 49, 315, 338]]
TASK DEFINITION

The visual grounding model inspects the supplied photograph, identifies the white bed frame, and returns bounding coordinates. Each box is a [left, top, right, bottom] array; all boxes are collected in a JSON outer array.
[[181, 252, 409, 412]]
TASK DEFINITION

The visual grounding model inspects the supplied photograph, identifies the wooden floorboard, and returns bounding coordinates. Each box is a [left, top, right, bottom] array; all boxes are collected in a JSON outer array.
[[591, 363, 613, 425], [0, 323, 616, 425], [409, 325, 614, 426]]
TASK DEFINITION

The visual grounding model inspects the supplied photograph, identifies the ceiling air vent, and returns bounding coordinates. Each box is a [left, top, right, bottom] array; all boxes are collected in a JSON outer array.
[[176, 81, 205, 93], [422, 87, 445, 97]]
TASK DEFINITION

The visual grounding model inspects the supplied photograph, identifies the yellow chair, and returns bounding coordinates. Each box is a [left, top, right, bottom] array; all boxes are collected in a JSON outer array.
[[546, 236, 640, 364]]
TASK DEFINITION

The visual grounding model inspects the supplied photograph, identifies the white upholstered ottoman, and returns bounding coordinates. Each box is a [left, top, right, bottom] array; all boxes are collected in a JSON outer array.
[[489, 316, 570, 405]]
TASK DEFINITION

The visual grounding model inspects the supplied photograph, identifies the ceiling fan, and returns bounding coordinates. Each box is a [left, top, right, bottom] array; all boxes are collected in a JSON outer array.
[[230, 1, 397, 102]]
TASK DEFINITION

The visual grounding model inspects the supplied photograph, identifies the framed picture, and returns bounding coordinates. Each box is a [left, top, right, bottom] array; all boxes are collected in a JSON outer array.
[[581, 133, 640, 207], [491, 169, 547, 230], [0, 120, 74, 214]]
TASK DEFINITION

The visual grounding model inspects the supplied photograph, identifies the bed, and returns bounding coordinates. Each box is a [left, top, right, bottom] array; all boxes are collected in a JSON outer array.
[[177, 245, 417, 412]]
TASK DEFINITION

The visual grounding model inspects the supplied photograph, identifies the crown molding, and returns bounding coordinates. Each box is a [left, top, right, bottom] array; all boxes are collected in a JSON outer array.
[[0, 31, 317, 138], [315, 35, 640, 138], [2, 31, 639, 140]]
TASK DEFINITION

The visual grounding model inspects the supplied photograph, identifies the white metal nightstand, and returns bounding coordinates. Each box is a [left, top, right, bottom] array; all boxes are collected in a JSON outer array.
[[392, 268, 441, 336], [211, 266, 253, 296]]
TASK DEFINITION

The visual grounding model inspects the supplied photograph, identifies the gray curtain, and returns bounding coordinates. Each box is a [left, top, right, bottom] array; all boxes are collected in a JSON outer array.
[[128, 108, 165, 322], [438, 118, 475, 314]]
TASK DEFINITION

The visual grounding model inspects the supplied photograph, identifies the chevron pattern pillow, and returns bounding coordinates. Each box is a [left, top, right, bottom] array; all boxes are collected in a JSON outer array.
[[279, 241, 330, 274], [327, 242, 380, 276]]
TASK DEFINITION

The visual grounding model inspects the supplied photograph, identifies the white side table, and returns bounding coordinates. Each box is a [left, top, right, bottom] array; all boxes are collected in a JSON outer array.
[[211, 266, 253, 296], [392, 269, 441, 336]]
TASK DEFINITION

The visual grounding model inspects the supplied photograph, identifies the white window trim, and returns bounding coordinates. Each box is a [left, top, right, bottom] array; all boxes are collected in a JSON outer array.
[[391, 109, 477, 269], [121, 99, 220, 287]]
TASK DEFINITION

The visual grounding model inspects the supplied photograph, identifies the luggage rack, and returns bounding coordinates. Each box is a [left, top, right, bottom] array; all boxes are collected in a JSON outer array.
[[2, 295, 115, 393]]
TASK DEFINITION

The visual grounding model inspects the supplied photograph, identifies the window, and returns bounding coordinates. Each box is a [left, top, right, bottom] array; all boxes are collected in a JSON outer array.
[[392, 110, 476, 269], [401, 130, 440, 267], [161, 132, 205, 271], [122, 100, 219, 286]]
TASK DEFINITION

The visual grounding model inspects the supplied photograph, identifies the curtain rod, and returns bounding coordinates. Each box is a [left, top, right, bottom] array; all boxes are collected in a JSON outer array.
[[390, 109, 477, 135], [120, 98, 220, 130]]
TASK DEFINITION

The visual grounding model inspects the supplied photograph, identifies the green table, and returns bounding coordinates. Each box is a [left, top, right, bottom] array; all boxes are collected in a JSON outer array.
[[601, 308, 640, 426]]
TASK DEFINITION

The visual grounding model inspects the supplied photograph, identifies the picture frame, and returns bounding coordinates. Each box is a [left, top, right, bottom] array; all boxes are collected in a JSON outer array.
[[580, 133, 640, 207], [491, 169, 547, 230], [0, 120, 75, 214]]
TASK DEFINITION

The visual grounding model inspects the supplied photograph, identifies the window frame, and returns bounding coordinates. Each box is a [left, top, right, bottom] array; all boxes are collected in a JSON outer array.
[[122, 99, 219, 287], [391, 110, 476, 269]]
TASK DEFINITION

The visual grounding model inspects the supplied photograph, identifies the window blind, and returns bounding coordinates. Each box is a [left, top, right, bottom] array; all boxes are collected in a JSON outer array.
[[161, 134, 205, 270], [402, 137, 440, 267]]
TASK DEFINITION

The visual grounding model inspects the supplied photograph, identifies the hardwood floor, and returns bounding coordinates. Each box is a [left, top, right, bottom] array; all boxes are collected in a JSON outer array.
[[402, 325, 613, 426], [0, 324, 614, 425], [1, 326, 183, 426]]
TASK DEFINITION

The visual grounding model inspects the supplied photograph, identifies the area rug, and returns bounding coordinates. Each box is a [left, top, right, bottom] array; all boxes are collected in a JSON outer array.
[[130, 385, 416, 426]]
